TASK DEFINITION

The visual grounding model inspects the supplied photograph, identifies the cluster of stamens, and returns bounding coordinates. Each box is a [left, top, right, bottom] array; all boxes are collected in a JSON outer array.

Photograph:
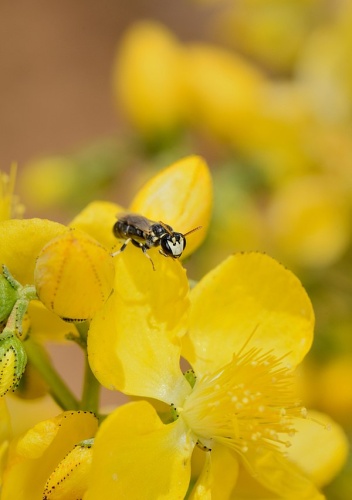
[[179, 347, 306, 459]]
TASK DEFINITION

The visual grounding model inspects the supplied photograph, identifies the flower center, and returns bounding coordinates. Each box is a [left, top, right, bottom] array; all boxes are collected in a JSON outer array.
[[179, 347, 305, 457]]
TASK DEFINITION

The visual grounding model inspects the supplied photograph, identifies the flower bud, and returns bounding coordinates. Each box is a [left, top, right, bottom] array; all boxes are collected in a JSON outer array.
[[113, 21, 187, 139], [0, 333, 27, 396], [34, 229, 115, 321], [0, 274, 18, 323], [43, 441, 93, 499]]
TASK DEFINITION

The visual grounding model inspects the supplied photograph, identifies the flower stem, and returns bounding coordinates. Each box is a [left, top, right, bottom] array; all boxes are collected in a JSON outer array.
[[24, 337, 79, 411], [75, 321, 101, 414], [80, 352, 100, 414]]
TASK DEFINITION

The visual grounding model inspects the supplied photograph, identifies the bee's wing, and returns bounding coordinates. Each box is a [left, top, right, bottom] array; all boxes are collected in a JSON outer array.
[[116, 212, 155, 233]]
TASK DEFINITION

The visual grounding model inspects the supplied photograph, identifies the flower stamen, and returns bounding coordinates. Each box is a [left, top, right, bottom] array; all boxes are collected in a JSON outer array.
[[181, 347, 304, 460]]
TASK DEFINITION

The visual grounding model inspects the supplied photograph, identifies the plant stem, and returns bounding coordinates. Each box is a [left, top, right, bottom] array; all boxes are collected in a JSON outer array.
[[24, 337, 79, 411], [75, 321, 101, 414], [80, 352, 100, 414]]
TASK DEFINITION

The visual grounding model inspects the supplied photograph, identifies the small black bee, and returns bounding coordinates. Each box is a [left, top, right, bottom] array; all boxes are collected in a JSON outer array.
[[112, 213, 201, 270]]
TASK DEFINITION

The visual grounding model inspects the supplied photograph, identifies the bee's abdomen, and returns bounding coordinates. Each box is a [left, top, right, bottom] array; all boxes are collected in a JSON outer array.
[[113, 221, 145, 240]]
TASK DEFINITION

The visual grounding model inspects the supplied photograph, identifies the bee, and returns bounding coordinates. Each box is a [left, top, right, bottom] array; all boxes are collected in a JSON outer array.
[[112, 213, 201, 270]]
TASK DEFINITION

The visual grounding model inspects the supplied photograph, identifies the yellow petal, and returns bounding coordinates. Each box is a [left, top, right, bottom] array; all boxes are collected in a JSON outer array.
[[0, 397, 11, 442], [189, 445, 239, 500], [85, 401, 194, 500], [69, 200, 124, 251], [0, 398, 11, 486], [130, 155, 213, 258], [1, 411, 98, 500], [34, 229, 115, 321], [43, 442, 93, 499], [0, 219, 66, 285], [185, 253, 314, 376], [285, 411, 349, 488], [244, 448, 324, 499], [88, 246, 191, 404]]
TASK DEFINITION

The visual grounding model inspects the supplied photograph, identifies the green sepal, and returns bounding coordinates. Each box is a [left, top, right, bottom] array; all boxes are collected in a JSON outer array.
[[78, 438, 94, 448], [0, 274, 18, 323], [0, 332, 27, 396], [184, 368, 197, 388]]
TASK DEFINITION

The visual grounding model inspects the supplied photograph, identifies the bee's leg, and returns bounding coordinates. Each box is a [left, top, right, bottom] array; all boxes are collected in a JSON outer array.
[[130, 240, 155, 271], [111, 238, 132, 257], [141, 245, 155, 271]]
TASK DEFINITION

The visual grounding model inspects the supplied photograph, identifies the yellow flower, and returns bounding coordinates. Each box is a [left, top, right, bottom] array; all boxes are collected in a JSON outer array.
[[301, 356, 352, 428], [19, 157, 78, 211], [113, 21, 187, 140], [85, 252, 346, 498], [0, 165, 24, 222], [184, 42, 266, 145], [296, 3, 352, 124], [1, 410, 98, 500], [266, 174, 351, 269], [212, 0, 317, 74]]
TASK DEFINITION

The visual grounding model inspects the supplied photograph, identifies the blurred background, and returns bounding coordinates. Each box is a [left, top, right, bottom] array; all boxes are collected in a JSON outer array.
[[1, 0, 352, 497]]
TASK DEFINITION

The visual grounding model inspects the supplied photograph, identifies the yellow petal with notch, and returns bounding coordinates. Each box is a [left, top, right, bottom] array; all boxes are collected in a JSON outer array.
[[184, 252, 314, 376]]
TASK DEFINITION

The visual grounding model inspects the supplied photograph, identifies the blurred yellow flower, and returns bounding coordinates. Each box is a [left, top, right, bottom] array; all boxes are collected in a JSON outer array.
[[267, 174, 351, 269], [296, 2, 352, 123], [301, 357, 352, 429], [0, 165, 24, 222], [183, 42, 266, 144], [19, 157, 78, 211], [113, 20, 187, 140], [212, 0, 319, 74]]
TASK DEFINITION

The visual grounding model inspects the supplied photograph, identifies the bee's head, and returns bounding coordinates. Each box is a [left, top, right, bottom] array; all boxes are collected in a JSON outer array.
[[160, 233, 186, 258]]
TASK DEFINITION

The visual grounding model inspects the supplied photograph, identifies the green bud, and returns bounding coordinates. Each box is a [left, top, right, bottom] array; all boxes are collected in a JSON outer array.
[[0, 274, 18, 323], [0, 332, 27, 396]]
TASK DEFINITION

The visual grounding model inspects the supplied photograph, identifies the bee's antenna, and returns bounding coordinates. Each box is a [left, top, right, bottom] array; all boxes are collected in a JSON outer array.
[[183, 226, 202, 237]]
